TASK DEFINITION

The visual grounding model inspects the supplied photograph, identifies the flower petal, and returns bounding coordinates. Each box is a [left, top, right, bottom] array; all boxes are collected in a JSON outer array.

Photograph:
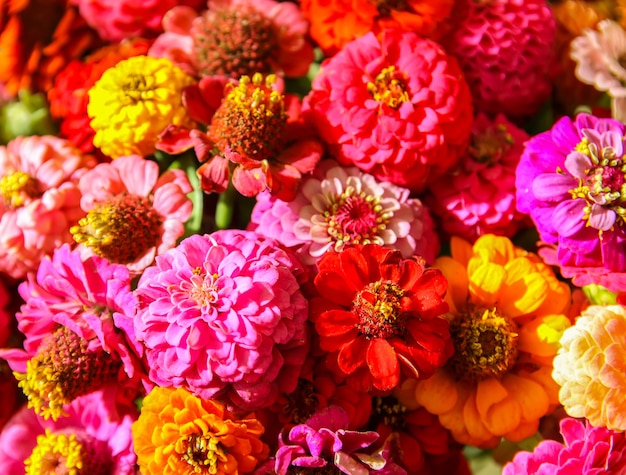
[[366, 338, 400, 391]]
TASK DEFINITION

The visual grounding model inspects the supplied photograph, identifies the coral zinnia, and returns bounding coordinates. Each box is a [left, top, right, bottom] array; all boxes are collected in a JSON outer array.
[[306, 29, 473, 193], [516, 113, 626, 291], [311, 244, 453, 393], [132, 386, 269, 475], [408, 235, 572, 448], [248, 159, 440, 267], [87, 55, 195, 159], [552, 304, 626, 431], [133, 230, 309, 410]]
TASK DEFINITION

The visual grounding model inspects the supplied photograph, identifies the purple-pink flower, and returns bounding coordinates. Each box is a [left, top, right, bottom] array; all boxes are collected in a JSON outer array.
[[133, 229, 310, 410], [516, 113, 626, 291], [503, 417, 626, 474]]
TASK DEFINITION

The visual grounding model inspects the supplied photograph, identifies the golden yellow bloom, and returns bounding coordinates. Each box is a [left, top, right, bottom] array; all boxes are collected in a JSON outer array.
[[553, 304, 626, 431], [132, 386, 269, 475], [402, 235, 572, 448], [87, 55, 195, 158]]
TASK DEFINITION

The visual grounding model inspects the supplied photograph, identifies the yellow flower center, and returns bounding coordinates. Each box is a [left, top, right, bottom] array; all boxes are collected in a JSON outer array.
[[449, 306, 519, 382], [209, 73, 287, 163], [366, 66, 409, 109], [71, 195, 163, 265], [469, 124, 514, 165], [177, 432, 228, 474], [353, 280, 406, 339], [0, 170, 40, 207], [16, 326, 121, 421], [371, 395, 407, 431]]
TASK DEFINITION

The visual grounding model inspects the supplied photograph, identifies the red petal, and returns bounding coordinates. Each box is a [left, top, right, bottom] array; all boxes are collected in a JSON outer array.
[[337, 336, 370, 375], [156, 125, 194, 155], [276, 138, 323, 173], [315, 309, 358, 338], [231, 165, 267, 197], [366, 338, 400, 391], [197, 156, 230, 194], [266, 162, 302, 202]]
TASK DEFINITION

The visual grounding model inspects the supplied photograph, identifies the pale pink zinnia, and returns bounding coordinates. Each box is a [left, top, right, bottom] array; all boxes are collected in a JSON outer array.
[[133, 230, 310, 411], [248, 160, 440, 266], [71, 154, 193, 274], [0, 135, 96, 280], [149, 0, 314, 78]]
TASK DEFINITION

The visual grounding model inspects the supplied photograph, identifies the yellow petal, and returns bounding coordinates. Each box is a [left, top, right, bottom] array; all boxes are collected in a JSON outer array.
[[473, 235, 516, 266], [469, 262, 505, 307], [499, 264, 549, 317]]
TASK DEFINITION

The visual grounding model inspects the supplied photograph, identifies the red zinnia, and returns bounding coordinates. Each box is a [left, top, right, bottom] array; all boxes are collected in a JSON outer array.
[[311, 244, 453, 392]]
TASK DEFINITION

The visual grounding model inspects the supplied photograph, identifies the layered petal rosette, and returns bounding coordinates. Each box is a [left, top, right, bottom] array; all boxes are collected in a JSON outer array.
[[306, 29, 473, 193], [133, 230, 310, 410]]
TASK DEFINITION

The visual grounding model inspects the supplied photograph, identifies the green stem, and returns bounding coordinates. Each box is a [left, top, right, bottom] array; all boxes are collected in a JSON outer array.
[[169, 151, 204, 238], [215, 182, 237, 230]]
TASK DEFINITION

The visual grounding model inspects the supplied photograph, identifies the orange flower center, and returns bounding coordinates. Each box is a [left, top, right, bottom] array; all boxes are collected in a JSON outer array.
[[71, 194, 163, 264], [367, 66, 409, 109], [209, 73, 287, 163], [0, 170, 40, 207], [353, 280, 407, 339], [282, 379, 320, 424], [176, 432, 228, 473], [469, 124, 514, 165], [449, 307, 518, 382], [371, 395, 407, 431]]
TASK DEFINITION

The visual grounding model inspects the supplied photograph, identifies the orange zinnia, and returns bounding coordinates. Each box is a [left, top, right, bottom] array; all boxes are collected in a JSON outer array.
[[0, 0, 102, 95], [403, 235, 572, 448]]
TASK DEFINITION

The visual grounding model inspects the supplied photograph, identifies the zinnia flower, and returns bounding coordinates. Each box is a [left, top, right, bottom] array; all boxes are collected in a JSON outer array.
[[300, 0, 454, 57], [311, 244, 453, 392], [0, 388, 138, 475], [149, 0, 314, 78], [248, 159, 440, 267], [426, 113, 530, 242], [503, 417, 626, 474], [515, 113, 626, 291], [0, 135, 96, 280], [552, 304, 626, 431], [71, 154, 193, 274], [87, 55, 196, 159], [132, 386, 269, 475], [305, 29, 473, 193], [133, 230, 309, 410], [443, 0, 556, 118], [408, 235, 572, 448]]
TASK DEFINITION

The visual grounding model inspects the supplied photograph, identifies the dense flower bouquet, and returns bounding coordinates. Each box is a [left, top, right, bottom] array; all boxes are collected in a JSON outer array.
[[1, 0, 626, 474]]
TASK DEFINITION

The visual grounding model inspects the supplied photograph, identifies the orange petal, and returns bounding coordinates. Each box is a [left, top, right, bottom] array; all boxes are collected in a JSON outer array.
[[502, 373, 550, 423], [413, 369, 458, 414], [450, 236, 474, 268], [435, 256, 468, 313], [469, 262, 505, 307], [473, 235, 516, 266], [500, 261, 549, 317]]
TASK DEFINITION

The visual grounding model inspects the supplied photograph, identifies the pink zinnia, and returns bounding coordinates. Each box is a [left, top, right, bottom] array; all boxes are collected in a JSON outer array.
[[305, 28, 473, 193], [503, 417, 626, 474], [149, 0, 314, 78], [0, 135, 96, 280], [248, 159, 440, 266], [0, 388, 138, 475], [426, 113, 530, 242], [133, 230, 310, 410], [71, 154, 193, 274]]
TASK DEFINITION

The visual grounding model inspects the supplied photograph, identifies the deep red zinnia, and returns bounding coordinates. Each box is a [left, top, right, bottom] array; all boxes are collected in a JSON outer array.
[[311, 244, 453, 392]]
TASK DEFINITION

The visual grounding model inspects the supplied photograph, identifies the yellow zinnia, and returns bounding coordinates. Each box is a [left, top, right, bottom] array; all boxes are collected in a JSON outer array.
[[87, 55, 195, 158], [401, 235, 572, 448], [553, 304, 626, 432]]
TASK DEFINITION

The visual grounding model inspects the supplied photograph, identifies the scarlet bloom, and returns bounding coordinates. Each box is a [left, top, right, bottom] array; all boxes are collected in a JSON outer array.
[[312, 244, 453, 392]]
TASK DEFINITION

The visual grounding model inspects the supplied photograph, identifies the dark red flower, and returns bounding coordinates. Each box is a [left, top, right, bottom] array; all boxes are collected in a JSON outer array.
[[312, 244, 453, 392]]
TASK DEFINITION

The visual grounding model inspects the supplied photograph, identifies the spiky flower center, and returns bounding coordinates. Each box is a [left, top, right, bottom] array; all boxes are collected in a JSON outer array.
[[184, 268, 220, 311], [193, 7, 277, 78], [15, 326, 121, 420], [353, 280, 407, 339], [120, 72, 154, 103], [25, 430, 112, 475], [469, 124, 514, 165], [282, 379, 320, 424], [568, 138, 626, 229], [209, 73, 286, 163], [449, 307, 518, 382], [71, 194, 163, 264], [367, 66, 409, 109], [177, 432, 228, 474], [0, 170, 40, 207], [371, 395, 407, 431]]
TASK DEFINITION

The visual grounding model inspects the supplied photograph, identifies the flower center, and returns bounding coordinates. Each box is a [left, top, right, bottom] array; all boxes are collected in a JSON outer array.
[[449, 307, 518, 382], [370, 395, 407, 431], [568, 138, 626, 230], [16, 326, 121, 421], [366, 66, 409, 109], [282, 379, 320, 424], [120, 72, 153, 103], [353, 280, 407, 339], [370, 0, 409, 16], [193, 7, 277, 78], [208, 73, 287, 163], [71, 194, 163, 265], [177, 432, 228, 473], [469, 124, 514, 165], [287, 467, 344, 475], [25, 430, 113, 475], [185, 268, 220, 311], [0, 170, 40, 207]]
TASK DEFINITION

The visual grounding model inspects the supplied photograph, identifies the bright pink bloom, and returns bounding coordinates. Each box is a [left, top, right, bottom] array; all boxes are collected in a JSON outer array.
[[426, 113, 530, 242], [249, 160, 440, 266], [133, 230, 310, 410], [149, 0, 314, 78], [305, 29, 473, 193], [0, 135, 96, 280], [73, 155, 193, 274]]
